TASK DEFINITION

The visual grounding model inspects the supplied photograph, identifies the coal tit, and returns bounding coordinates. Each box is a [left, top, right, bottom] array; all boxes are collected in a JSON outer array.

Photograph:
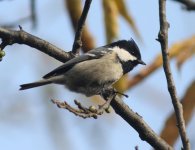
[[20, 39, 145, 97]]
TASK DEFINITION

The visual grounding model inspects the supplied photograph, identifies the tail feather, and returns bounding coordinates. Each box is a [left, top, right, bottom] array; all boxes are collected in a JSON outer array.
[[20, 80, 52, 90]]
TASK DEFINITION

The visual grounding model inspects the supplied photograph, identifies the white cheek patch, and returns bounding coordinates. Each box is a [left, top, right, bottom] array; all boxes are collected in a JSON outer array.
[[108, 46, 137, 61]]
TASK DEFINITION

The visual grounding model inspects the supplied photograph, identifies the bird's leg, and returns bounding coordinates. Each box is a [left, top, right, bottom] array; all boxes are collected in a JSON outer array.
[[99, 87, 129, 110], [101, 87, 128, 99], [98, 86, 129, 112], [98, 95, 114, 109], [100, 86, 115, 100]]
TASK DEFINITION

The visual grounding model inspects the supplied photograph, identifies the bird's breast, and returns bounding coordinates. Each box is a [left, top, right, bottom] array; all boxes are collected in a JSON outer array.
[[63, 53, 123, 96]]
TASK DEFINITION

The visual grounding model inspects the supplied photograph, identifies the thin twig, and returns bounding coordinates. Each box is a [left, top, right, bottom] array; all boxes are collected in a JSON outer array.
[[157, 0, 190, 149], [51, 99, 112, 119], [172, 0, 195, 10], [160, 81, 195, 146], [51, 89, 116, 119], [0, 27, 73, 62], [66, 0, 95, 52], [71, 0, 92, 54]]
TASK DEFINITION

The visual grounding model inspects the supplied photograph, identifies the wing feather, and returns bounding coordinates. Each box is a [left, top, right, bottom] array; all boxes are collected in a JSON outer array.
[[43, 48, 109, 79]]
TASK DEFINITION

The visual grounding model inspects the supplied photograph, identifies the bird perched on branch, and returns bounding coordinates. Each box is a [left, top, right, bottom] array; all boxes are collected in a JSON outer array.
[[20, 38, 145, 97]]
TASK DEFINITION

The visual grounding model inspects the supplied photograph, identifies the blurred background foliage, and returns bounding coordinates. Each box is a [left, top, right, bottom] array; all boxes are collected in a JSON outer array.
[[0, 0, 194, 150]]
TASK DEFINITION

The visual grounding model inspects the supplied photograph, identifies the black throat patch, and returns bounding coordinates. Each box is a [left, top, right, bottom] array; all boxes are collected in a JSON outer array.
[[120, 60, 138, 74]]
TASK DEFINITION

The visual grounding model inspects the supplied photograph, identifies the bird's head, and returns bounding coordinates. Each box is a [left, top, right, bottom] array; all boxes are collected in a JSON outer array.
[[105, 38, 146, 74]]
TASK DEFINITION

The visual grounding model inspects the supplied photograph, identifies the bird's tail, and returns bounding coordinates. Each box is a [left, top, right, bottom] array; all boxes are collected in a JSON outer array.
[[20, 80, 52, 90]]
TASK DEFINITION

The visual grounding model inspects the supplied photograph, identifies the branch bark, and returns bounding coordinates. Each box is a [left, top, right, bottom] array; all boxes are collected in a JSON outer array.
[[110, 96, 173, 150], [160, 81, 195, 146], [71, 0, 92, 54], [0, 27, 74, 63], [158, 0, 190, 149], [66, 0, 95, 52]]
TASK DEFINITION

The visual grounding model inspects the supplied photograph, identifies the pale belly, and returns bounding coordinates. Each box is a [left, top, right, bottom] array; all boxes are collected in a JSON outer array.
[[63, 56, 123, 96]]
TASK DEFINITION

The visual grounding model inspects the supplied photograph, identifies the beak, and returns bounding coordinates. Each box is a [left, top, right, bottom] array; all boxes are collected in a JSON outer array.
[[137, 59, 146, 65]]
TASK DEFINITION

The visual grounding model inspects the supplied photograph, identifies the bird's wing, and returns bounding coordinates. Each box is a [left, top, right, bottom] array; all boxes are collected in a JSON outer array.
[[43, 48, 109, 79]]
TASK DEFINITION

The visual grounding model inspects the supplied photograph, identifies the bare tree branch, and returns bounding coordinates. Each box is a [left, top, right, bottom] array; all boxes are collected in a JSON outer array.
[[65, 0, 95, 52], [71, 0, 92, 54], [51, 89, 122, 119], [157, 0, 190, 149], [52, 86, 174, 149], [172, 0, 195, 10], [160, 81, 195, 146], [52, 99, 99, 119], [0, 0, 174, 149], [0, 27, 74, 62], [110, 95, 173, 150], [51, 97, 113, 119]]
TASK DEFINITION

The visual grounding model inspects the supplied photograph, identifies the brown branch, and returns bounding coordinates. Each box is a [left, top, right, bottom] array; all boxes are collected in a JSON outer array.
[[157, 0, 190, 149], [71, 0, 92, 54], [65, 0, 95, 52], [160, 81, 195, 146], [51, 89, 116, 119], [110, 95, 173, 150], [0, 27, 74, 63], [51, 99, 112, 119], [172, 0, 195, 10], [53, 90, 173, 149]]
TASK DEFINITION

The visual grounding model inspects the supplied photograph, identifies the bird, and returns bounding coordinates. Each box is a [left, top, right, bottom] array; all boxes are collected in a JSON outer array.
[[20, 38, 145, 97]]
